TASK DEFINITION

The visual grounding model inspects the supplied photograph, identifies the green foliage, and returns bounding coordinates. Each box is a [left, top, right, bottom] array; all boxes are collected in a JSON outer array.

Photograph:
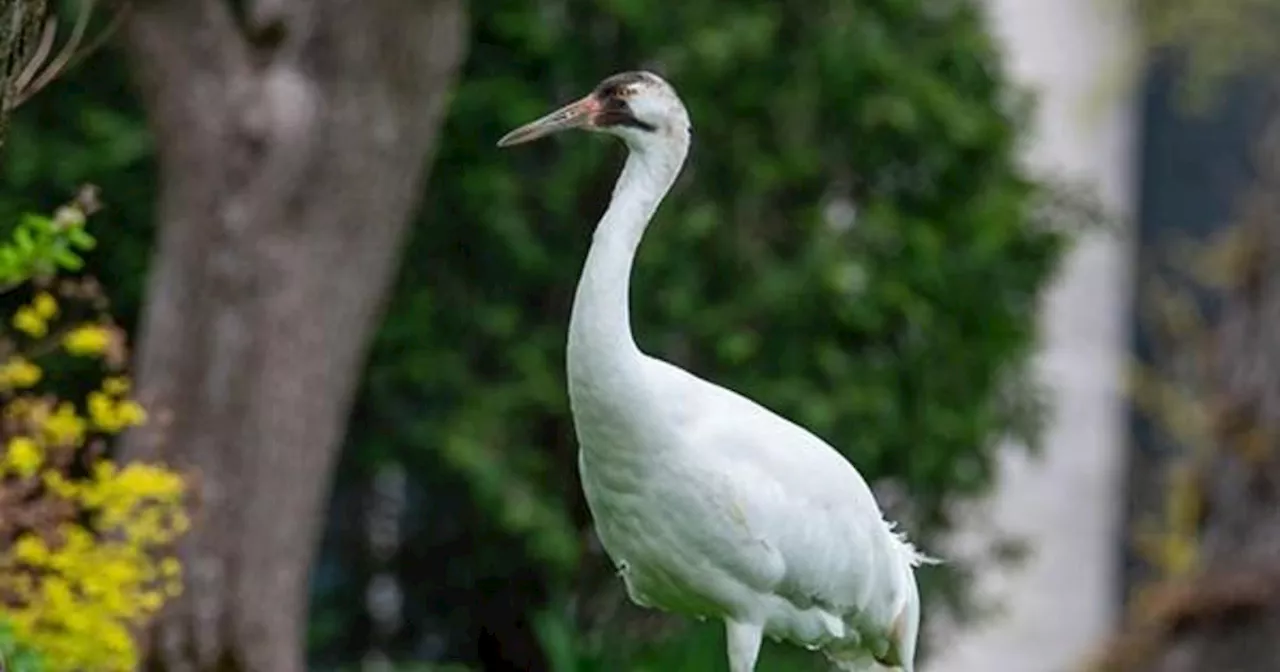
[[0, 198, 96, 289], [0, 618, 46, 672], [0, 197, 187, 672], [0, 48, 155, 324]]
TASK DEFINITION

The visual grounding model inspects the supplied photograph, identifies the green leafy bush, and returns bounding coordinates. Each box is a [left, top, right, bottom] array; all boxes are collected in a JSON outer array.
[[0, 191, 189, 671]]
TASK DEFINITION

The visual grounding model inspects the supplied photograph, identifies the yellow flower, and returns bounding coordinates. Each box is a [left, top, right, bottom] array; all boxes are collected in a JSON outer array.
[[4, 436, 43, 477], [160, 557, 181, 578], [118, 400, 147, 425], [93, 458, 117, 481], [115, 463, 185, 500], [43, 402, 87, 446], [1, 455, 191, 671], [0, 205, 191, 672], [33, 292, 59, 319], [138, 591, 163, 611], [100, 625, 135, 655], [87, 392, 147, 433], [62, 325, 111, 356], [42, 469, 79, 497], [102, 376, 130, 396], [42, 576, 74, 609], [0, 356, 43, 389], [12, 305, 47, 337], [13, 534, 47, 563]]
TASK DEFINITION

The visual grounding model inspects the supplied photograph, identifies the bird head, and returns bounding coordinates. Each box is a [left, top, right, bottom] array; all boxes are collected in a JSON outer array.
[[498, 71, 690, 151]]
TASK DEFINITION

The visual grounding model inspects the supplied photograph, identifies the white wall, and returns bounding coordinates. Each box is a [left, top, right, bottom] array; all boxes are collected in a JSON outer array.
[[924, 2, 1138, 671]]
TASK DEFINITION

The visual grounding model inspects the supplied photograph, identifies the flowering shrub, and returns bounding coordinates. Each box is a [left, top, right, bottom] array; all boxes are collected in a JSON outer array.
[[0, 187, 189, 672]]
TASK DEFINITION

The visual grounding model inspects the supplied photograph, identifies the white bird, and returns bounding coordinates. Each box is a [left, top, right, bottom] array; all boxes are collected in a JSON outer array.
[[498, 71, 938, 672]]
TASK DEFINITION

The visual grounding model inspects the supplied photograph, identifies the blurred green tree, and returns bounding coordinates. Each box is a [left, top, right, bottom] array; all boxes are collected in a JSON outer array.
[[1, 0, 1082, 669]]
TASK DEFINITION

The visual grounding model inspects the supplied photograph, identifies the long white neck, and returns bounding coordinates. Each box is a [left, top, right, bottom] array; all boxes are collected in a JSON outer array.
[[567, 137, 688, 386]]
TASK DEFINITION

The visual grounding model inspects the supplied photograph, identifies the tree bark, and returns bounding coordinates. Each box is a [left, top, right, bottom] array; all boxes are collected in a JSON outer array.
[[0, 0, 46, 142], [118, 1, 466, 670]]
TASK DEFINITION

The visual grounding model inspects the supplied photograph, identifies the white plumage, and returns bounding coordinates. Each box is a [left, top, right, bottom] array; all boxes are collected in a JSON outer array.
[[498, 71, 938, 672]]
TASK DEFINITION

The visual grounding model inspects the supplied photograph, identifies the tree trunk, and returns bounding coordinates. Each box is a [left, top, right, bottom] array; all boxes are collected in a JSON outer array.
[[118, 1, 466, 670]]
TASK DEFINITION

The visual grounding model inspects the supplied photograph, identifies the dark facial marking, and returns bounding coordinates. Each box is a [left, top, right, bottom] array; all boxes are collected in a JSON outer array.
[[594, 97, 658, 132], [592, 71, 651, 99], [591, 72, 658, 132]]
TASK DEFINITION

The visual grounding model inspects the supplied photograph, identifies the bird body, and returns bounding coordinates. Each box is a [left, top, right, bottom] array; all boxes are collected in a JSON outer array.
[[499, 71, 936, 672]]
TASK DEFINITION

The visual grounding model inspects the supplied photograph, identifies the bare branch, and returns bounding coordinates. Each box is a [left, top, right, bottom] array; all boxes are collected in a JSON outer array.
[[5, 0, 132, 111], [63, 0, 127, 70], [19, 0, 95, 100], [12, 15, 54, 97]]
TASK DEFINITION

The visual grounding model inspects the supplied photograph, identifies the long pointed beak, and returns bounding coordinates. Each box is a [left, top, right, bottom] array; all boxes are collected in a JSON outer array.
[[497, 95, 598, 148]]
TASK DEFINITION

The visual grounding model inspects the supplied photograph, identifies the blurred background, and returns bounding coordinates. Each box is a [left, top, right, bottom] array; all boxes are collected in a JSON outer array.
[[1, 0, 1278, 671]]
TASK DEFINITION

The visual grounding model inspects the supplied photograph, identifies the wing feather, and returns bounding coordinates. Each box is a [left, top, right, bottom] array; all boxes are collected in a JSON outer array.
[[649, 358, 913, 613]]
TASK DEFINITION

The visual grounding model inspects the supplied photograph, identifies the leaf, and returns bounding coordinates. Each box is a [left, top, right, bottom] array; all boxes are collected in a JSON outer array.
[[67, 227, 96, 250], [13, 227, 34, 254], [52, 246, 84, 271]]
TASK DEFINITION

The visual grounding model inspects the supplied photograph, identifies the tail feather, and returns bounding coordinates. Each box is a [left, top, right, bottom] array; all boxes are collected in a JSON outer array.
[[884, 519, 943, 568], [825, 520, 936, 672], [879, 519, 930, 672]]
